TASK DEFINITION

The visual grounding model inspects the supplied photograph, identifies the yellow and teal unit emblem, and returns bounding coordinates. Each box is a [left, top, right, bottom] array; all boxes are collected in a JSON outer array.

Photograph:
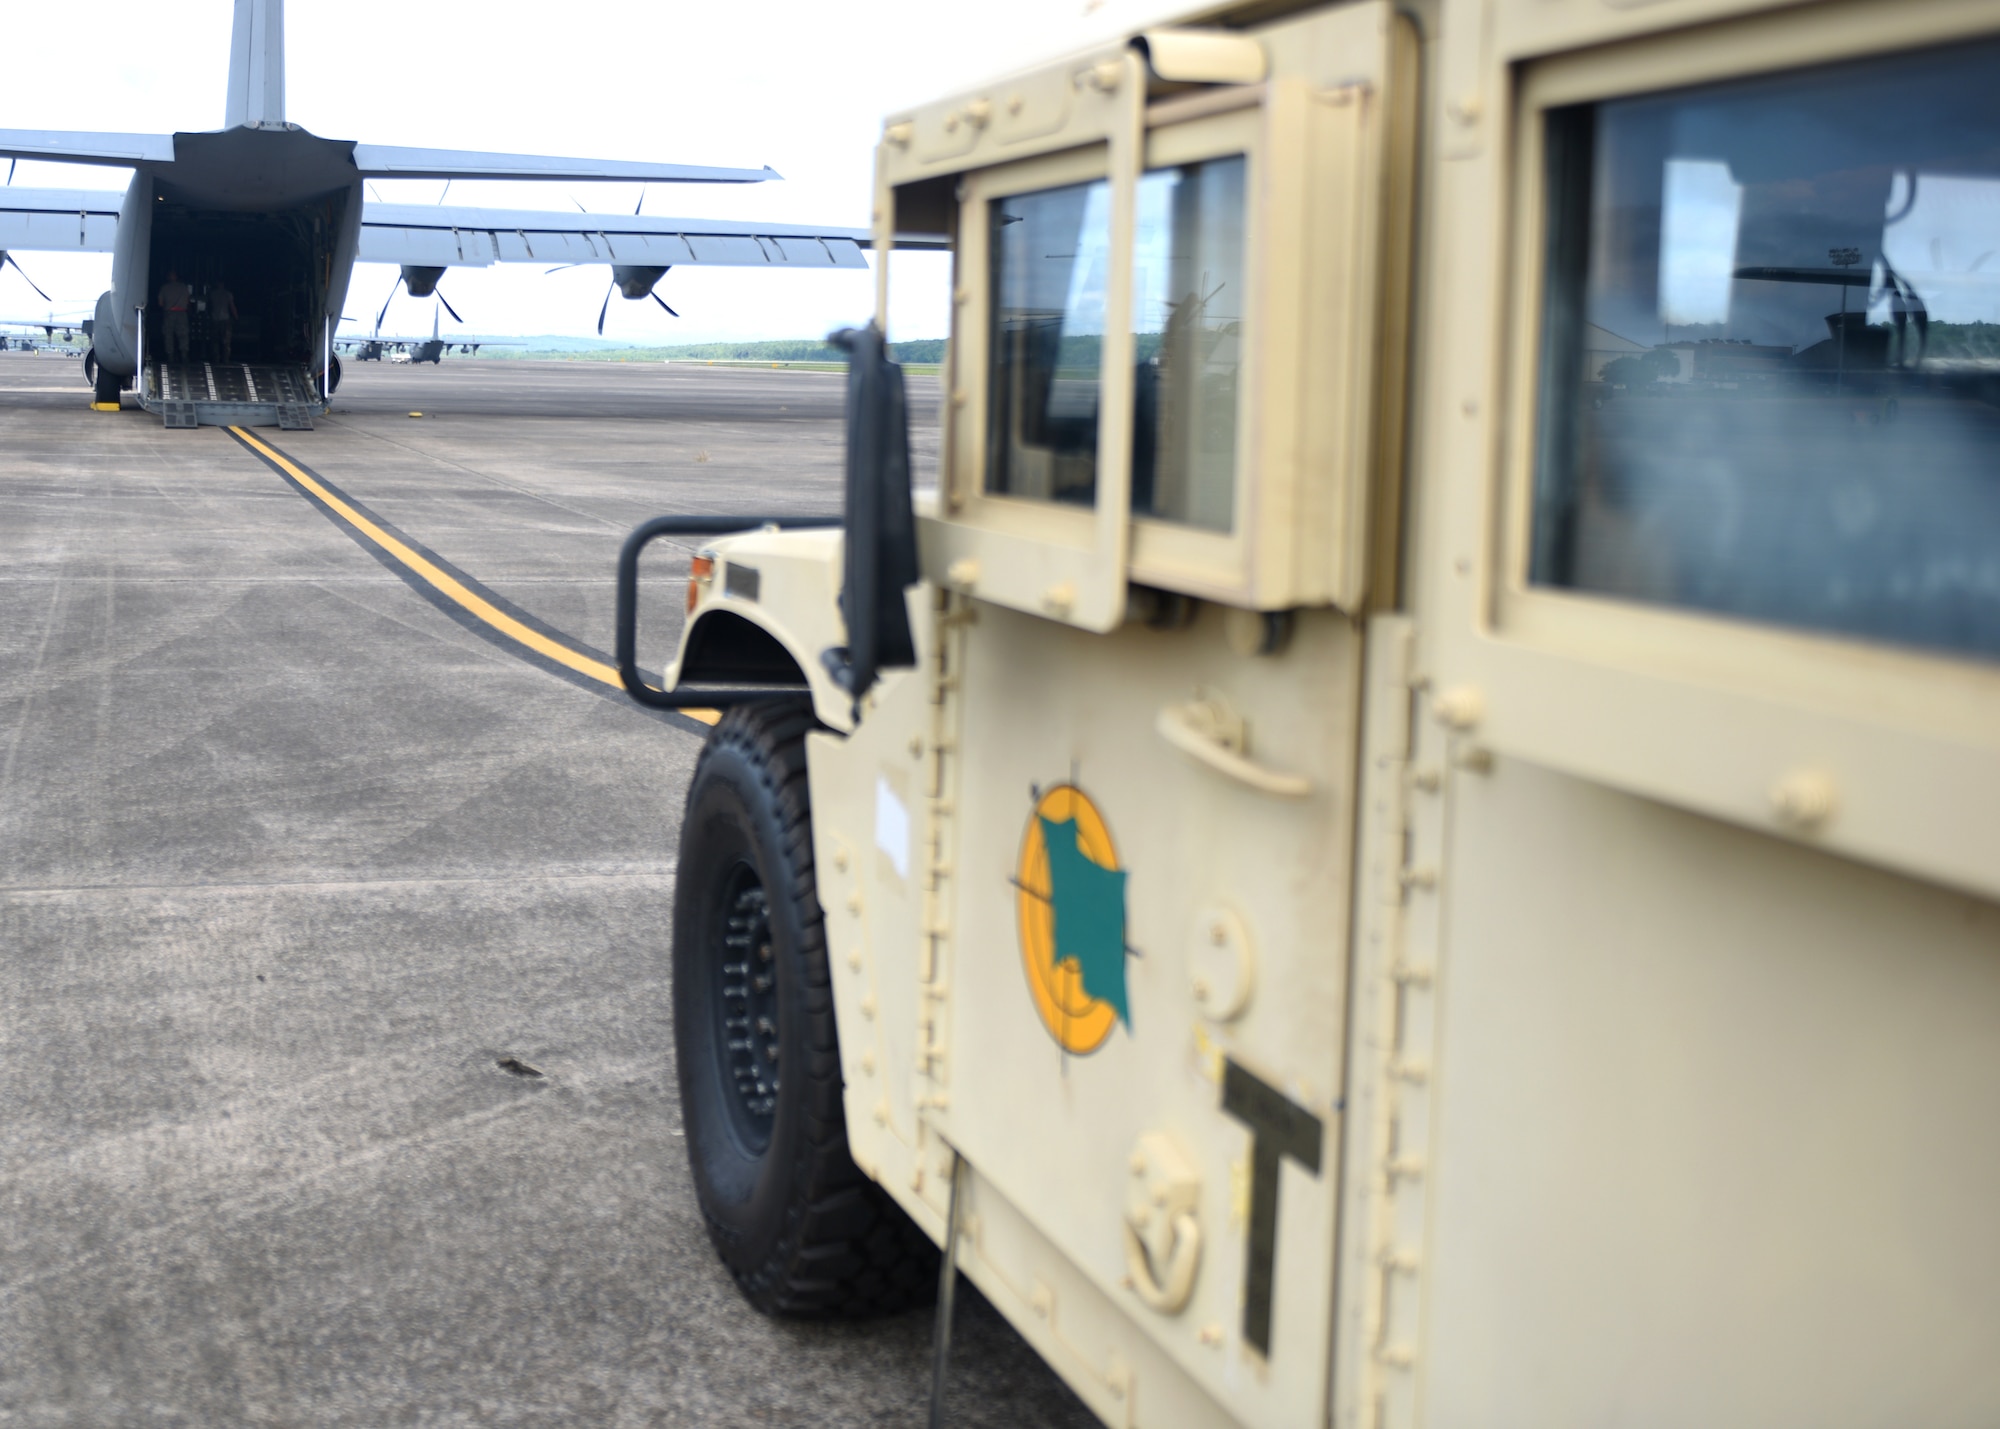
[[1014, 783, 1132, 1054]]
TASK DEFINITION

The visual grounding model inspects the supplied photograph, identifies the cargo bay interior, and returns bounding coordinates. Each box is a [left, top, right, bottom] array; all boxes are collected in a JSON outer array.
[[144, 190, 345, 370]]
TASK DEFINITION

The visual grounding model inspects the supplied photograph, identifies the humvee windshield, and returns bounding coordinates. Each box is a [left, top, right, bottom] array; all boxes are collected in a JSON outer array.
[[1134, 155, 1247, 532], [987, 156, 1248, 530], [1533, 38, 2000, 659], [988, 178, 1112, 507]]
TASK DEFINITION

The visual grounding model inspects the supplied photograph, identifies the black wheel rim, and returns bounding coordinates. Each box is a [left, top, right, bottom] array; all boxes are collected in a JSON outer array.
[[712, 860, 781, 1154]]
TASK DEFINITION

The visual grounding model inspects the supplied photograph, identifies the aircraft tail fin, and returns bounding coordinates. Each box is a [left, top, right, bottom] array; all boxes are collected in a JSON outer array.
[[225, 0, 286, 129]]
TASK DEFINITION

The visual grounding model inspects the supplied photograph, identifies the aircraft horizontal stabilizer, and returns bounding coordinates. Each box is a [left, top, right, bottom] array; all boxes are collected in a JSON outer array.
[[0, 188, 121, 253], [0, 129, 174, 166], [352, 145, 780, 185], [360, 203, 873, 270]]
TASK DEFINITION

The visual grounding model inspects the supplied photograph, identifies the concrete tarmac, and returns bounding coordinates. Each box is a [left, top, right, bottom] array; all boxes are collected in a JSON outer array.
[[0, 353, 1092, 1427]]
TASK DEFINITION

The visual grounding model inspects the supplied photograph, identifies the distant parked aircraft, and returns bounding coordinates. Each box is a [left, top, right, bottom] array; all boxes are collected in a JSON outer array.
[[336, 307, 486, 364], [0, 311, 90, 348]]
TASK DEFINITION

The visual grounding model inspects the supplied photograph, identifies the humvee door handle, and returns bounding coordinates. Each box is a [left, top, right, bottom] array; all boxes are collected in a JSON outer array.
[[1123, 1211, 1202, 1314], [1155, 700, 1312, 799]]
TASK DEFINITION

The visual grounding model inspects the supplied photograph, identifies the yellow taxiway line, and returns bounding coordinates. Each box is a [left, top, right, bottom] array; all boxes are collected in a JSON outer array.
[[229, 425, 717, 725]]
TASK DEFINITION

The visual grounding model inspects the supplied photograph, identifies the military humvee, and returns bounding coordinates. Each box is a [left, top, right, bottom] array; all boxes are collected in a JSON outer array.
[[615, 0, 2000, 1422]]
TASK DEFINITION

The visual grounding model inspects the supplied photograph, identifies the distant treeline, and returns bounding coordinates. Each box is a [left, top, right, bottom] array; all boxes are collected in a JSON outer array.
[[1923, 321, 2000, 359], [648, 338, 948, 364]]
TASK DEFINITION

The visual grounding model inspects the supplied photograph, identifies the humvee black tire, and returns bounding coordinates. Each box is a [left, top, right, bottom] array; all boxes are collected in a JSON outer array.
[[674, 702, 938, 1317]]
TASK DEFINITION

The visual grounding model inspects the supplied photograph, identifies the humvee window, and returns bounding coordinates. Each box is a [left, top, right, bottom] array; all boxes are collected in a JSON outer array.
[[1532, 40, 2000, 660], [1133, 155, 1248, 532], [987, 178, 1113, 506]]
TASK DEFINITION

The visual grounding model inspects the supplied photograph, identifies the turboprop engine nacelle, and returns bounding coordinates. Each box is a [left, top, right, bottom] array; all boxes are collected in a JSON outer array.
[[593, 264, 677, 332], [614, 265, 670, 299], [400, 265, 446, 298]]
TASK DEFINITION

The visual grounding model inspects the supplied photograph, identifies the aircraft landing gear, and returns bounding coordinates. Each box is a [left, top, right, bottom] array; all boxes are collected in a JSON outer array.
[[86, 349, 123, 409]]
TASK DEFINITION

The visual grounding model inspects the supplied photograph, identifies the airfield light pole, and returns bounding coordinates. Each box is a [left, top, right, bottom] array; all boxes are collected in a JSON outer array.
[[1831, 246, 1862, 394]]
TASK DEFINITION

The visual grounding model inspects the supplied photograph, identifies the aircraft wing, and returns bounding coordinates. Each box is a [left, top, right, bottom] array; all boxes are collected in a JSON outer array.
[[353, 146, 778, 184], [0, 129, 173, 167], [0, 129, 774, 184], [359, 203, 875, 270], [0, 187, 121, 252]]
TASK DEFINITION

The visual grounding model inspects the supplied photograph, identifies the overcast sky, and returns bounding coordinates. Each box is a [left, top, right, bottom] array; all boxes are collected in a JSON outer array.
[[0, 0, 1188, 345]]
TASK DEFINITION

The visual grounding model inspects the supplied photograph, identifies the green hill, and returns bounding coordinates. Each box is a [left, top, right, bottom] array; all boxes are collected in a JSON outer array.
[[646, 338, 948, 365]]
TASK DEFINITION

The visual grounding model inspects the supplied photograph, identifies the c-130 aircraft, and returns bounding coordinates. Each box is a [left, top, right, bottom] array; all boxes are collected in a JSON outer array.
[[0, 0, 898, 429]]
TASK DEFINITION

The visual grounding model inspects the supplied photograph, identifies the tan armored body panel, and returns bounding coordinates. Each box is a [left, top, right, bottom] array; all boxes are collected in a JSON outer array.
[[1385, 1, 2000, 1424], [655, 0, 2000, 1423]]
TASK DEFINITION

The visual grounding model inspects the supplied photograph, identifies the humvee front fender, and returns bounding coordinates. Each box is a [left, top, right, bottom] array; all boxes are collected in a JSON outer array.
[[665, 527, 858, 734]]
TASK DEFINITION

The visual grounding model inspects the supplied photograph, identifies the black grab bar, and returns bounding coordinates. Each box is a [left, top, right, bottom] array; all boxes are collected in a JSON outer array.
[[614, 514, 842, 709]]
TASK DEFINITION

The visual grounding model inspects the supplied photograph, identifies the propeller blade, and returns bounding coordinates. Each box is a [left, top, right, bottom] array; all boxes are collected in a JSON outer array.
[[544, 264, 579, 274], [5, 158, 14, 185], [597, 283, 613, 336], [375, 277, 402, 334], [436, 289, 464, 325], [651, 290, 678, 319], [634, 186, 645, 217], [4, 254, 50, 303]]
